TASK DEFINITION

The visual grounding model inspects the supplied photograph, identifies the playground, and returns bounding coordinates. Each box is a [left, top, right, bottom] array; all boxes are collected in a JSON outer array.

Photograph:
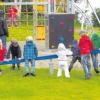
[[0, 0, 100, 100]]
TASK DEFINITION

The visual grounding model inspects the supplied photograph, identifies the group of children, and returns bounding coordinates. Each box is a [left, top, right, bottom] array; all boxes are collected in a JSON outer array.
[[0, 36, 38, 77], [0, 30, 100, 79], [57, 30, 100, 79]]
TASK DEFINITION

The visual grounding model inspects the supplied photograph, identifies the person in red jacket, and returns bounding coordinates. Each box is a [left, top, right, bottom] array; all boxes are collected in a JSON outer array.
[[0, 39, 6, 74], [79, 30, 93, 79], [0, 39, 6, 62], [7, 6, 18, 27]]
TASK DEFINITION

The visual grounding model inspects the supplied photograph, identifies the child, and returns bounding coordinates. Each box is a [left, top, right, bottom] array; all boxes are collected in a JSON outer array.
[[79, 30, 93, 79], [7, 39, 21, 70], [23, 36, 38, 77], [69, 40, 81, 72], [57, 43, 73, 78], [91, 32, 100, 73], [0, 39, 6, 74]]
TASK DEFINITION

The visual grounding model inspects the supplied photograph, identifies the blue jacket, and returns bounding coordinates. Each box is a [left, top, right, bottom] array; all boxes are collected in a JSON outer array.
[[23, 41, 38, 60]]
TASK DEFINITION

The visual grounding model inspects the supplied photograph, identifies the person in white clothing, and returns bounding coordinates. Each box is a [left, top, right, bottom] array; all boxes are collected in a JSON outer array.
[[57, 43, 73, 78]]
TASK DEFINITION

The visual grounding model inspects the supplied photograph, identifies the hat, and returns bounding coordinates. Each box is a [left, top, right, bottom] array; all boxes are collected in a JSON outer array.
[[11, 39, 18, 47], [72, 40, 77, 45], [58, 43, 66, 50], [79, 30, 86, 35], [26, 36, 33, 41], [58, 36, 65, 43], [72, 40, 78, 47], [93, 32, 97, 34]]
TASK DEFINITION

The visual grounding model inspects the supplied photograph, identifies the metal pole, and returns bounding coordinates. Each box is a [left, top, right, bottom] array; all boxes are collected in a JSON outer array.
[[87, 0, 100, 25], [49, 59, 54, 75], [67, 0, 74, 14]]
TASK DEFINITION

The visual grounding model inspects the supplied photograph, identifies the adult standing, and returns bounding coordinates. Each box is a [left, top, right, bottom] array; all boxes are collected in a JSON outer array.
[[79, 30, 93, 79], [0, 10, 9, 48], [91, 32, 100, 73]]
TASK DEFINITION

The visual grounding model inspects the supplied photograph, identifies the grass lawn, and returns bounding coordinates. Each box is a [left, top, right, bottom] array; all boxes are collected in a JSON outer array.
[[7, 25, 34, 41], [0, 66, 100, 100]]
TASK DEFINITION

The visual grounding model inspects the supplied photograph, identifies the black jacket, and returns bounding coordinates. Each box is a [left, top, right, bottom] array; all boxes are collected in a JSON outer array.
[[7, 42, 21, 58], [0, 17, 9, 37]]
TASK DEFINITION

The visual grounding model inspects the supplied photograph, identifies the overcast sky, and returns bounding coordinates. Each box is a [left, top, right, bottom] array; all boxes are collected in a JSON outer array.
[[88, 0, 100, 8]]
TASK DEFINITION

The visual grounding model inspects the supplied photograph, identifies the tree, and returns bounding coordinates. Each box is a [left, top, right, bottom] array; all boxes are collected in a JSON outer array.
[[92, 8, 100, 27]]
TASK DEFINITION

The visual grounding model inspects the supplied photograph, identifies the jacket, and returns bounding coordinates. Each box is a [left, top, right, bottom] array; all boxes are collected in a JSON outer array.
[[91, 33, 100, 49], [0, 47, 6, 61], [23, 41, 38, 60], [7, 41, 21, 58], [0, 17, 9, 37], [79, 34, 93, 55], [71, 40, 80, 57], [8, 7, 18, 18], [57, 43, 73, 61]]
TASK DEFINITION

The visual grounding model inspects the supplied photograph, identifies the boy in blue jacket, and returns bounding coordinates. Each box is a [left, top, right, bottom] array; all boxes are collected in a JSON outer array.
[[23, 36, 38, 77]]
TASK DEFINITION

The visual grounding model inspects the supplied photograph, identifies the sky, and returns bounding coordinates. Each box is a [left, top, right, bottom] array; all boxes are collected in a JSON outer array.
[[78, 0, 100, 12], [90, 0, 100, 8]]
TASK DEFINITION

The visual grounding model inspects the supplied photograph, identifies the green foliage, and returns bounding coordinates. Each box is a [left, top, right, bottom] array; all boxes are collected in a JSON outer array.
[[92, 8, 100, 27], [0, 66, 100, 100]]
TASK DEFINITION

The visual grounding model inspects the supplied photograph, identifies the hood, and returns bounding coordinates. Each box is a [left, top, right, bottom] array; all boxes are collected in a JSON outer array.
[[58, 43, 66, 51], [58, 36, 65, 44], [72, 40, 78, 48], [91, 33, 99, 40], [26, 41, 34, 46], [81, 34, 90, 41], [11, 41, 18, 47], [79, 30, 86, 35]]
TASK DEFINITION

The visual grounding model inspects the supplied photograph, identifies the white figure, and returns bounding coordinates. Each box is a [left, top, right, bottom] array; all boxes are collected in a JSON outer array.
[[57, 43, 73, 78]]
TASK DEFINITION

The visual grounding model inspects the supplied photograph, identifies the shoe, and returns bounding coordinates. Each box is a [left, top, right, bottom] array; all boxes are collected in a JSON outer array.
[[94, 69, 99, 73], [0, 69, 2, 72], [88, 73, 92, 78], [30, 73, 36, 76], [12, 66, 15, 70], [96, 70, 99, 73], [85, 76, 90, 80], [0, 70, 2, 75], [85, 73, 92, 80], [18, 66, 21, 70], [23, 73, 30, 77]]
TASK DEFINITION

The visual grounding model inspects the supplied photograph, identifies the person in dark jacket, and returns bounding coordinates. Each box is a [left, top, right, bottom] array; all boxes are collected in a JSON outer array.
[[69, 40, 81, 72], [23, 36, 38, 77], [91, 32, 100, 73], [0, 10, 9, 48], [7, 39, 21, 70]]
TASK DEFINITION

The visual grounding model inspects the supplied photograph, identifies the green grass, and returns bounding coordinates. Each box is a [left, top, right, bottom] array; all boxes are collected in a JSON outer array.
[[0, 66, 100, 100], [7, 25, 34, 41]]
